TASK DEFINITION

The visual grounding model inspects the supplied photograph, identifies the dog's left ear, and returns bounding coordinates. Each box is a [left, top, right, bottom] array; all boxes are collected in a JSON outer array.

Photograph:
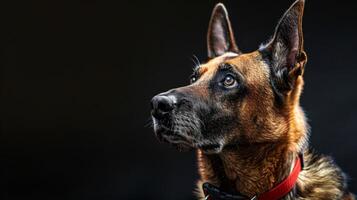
[[261, 0, 307, 92], [207, 3, 240, 58]]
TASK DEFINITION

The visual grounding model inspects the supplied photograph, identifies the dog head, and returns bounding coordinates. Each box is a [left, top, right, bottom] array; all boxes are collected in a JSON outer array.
[[151, 0, 308, 153]]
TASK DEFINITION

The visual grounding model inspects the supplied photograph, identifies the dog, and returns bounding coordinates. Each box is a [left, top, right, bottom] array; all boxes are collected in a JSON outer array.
[[150, 0, 355, 199]]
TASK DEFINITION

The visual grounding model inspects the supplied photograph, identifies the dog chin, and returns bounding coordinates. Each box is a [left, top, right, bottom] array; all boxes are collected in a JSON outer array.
[[153, 118, 224, 153], [154, 129, 224, 154], [160, 134, 194, 152], [153, 128, 193, 150]]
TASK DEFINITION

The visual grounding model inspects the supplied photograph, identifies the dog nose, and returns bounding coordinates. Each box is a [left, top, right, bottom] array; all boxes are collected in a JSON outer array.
[[151, 95, 174, 119]]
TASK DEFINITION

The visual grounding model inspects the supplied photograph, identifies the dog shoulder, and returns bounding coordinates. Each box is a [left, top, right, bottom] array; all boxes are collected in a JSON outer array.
[[297, 150, 355, 199], [195, 179, 205, 200]]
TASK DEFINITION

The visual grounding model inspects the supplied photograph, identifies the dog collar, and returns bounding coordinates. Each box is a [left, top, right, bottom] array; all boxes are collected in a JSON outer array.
[[203, 154, 304, 200]]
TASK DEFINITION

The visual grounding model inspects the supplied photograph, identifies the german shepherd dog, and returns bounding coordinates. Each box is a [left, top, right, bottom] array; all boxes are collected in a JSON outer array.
[[150, 0, 355, 199]]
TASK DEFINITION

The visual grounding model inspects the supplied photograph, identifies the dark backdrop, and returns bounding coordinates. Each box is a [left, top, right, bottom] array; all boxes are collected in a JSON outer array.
[[2, 0, 357, 199]]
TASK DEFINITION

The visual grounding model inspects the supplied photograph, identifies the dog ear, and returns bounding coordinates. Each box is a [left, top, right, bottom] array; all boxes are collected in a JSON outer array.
[[207, 3, 240, 58], [260, 0, 307, 92]]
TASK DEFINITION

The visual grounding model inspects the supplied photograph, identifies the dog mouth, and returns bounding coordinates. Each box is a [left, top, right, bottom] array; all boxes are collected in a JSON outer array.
[[152, 116, 225, 153], [159, 133, 193, 150], [152, 115, 198, 150]]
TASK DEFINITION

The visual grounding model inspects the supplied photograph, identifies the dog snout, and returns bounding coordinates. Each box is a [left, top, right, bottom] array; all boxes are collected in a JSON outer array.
[[151, 95, 174, 119]]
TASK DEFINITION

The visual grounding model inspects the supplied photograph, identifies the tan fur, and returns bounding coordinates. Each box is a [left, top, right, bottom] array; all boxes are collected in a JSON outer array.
[[192, 51, 300, 197], [194, 51, 354, 199], [152, 1, 354, 199]]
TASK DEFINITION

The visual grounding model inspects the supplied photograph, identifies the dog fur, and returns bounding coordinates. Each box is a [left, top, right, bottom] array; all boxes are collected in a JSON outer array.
[[151, 0, 355, 199]]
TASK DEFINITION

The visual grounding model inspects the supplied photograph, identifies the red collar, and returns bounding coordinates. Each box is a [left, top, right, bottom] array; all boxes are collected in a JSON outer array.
[[203, 154, 303, 200]]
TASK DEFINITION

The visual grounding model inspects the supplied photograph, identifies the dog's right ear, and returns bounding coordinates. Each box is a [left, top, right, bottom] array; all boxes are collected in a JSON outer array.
[[207, 3, 240, 58]]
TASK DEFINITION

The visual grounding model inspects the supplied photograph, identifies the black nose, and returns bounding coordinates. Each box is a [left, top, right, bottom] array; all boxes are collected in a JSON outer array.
[[151, 95, 174, 119]]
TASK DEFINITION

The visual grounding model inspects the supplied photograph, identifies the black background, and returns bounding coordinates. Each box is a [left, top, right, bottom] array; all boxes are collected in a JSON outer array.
[[2, 0, 357, 199]]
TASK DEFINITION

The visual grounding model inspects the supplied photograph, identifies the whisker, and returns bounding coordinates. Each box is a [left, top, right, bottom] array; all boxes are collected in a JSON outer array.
[[191, 56, 198, 67], [160, 124, 173, 132], [144, 117, 153, 128], [191, 54, 201, 70], [193, 54, 201, 66], [144, 121, 153, 128]]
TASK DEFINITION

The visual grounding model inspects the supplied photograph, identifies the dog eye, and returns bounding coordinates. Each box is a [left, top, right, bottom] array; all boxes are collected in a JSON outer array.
[[222, 75, 237, 88], [190, 76, 197, 84]]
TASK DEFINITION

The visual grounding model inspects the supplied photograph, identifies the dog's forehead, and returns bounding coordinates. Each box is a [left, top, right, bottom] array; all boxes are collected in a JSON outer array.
[[198, 51, 270, 85], [200, 51, 264, 72], [205, 52, 239, 67], [199, 52, 239, 75]]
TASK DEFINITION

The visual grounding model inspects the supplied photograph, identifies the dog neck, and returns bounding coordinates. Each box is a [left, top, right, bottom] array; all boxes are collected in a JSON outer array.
[[197, 142, 298, 197]]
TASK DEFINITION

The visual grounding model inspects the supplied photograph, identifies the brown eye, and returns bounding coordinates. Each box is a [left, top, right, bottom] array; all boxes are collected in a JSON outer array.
[[223, 75, 237, 88]]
